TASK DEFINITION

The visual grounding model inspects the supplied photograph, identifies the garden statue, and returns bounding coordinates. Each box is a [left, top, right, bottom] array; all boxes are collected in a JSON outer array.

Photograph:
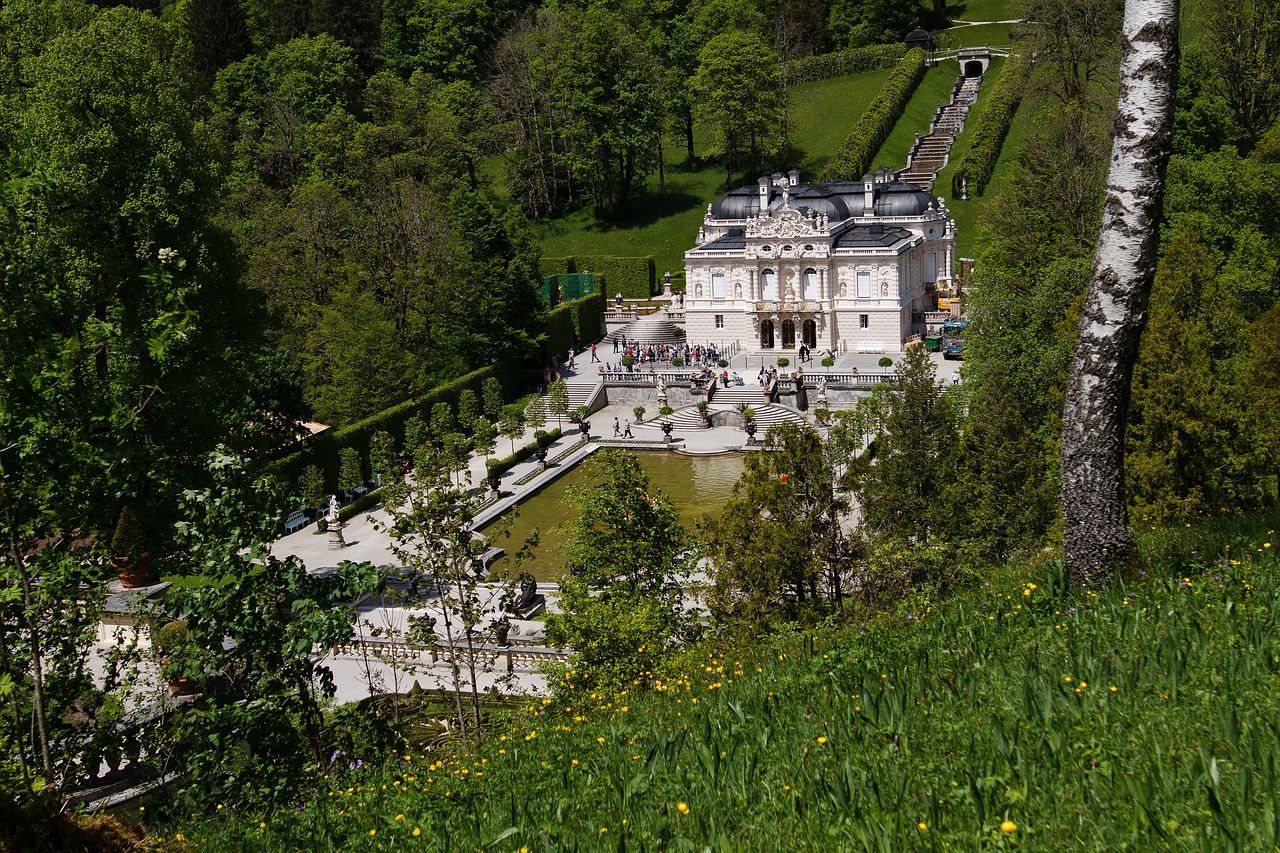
[[326, 495, 346, 550]]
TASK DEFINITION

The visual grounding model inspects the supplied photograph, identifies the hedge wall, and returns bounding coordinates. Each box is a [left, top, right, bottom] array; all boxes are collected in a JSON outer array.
[[783, 42, 905, 87], [950, 53, 1026, 198], [536, 256, 654, 301], [541, 291, 605, 361], [820, 48, 928, 182], [574, 255, 654, 300], [271, 364, 515, 495], [539, 257, 573, 278]]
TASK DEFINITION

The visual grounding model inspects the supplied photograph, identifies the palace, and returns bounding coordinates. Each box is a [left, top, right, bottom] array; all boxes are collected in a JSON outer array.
[[682, 167, 956, 354]]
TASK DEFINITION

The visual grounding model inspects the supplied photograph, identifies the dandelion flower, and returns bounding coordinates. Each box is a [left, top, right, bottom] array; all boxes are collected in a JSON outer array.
[[918, 822, 927, 830], [677, 802, 690, 815], [817, 736, 828, 744], [1000, 820, 1017, 833], [414, 828, 422, 837]]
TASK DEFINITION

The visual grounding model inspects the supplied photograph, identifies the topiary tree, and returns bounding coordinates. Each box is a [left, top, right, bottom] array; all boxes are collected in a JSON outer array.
[[338, 447, 364, 493], [482, 377, 504, 421], [499, 404, 526, 455], [777, 357, 790, 368], [299, 465, 326, 512], [879, 356, 893, 368], [822, 356, 835, 368], [548, 380, 570, 428], [525, 398, 547, 434], [457, 389, 480, 435]]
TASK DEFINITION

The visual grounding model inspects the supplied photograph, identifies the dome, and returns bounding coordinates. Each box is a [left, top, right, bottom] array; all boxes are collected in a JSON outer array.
[[788, 186, 852, 221], [709, 187, 762, 219], [873, 181, 934, 217]]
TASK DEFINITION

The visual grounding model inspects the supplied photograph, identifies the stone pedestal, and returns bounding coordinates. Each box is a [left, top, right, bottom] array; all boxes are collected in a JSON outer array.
[[327, 522, 347, 550]]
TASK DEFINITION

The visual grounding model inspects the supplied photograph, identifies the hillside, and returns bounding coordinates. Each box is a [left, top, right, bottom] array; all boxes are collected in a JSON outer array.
[[164, 514, 1280, 850]]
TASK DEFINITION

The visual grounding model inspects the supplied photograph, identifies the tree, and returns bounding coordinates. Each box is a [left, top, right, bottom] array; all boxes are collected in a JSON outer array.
[[525, 399, 547, 435], [473, 417, 498, 461], [1205, 0, 1280, 150], [482, 376, 504, 421], [380, 0, 498, 82], [828, 0, 922, 51], [703, 423, 849, 629], [372, 463, 514, 747], [545, 451, 688, 687], [300, 464, 327, 511], [1061, 0, 1180, 586], [498, 404, 526, 454], [1019, 0, 1123, 106], [369, 429, 397, 483], [689, 30, 787, 186], [547, 380, 570, 428], [338, 446, 364, 492], [457, 389, 480, 435], [856, 346, 958, 543], [430, 401, 454, 444], [167, 451, 380, 808]]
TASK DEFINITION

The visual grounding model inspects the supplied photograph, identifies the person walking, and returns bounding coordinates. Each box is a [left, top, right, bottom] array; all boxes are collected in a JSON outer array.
[[623, 420, 633, 438], [613, 417, 620, 437], [567, 348, 575, 370], [590, 343, 599, 362]]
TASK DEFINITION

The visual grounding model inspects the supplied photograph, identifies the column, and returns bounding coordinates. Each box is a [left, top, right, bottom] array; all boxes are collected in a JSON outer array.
[[748, 269, 757, 301], [819, 268, 826, 301]]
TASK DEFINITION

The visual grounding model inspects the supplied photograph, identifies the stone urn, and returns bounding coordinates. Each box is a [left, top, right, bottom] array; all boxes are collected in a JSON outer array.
[[535, 447, 548, 471], [487, 470, 502, 498], [744, 418, 757, 446], [578, 420, 590, 437], [661, 421, 674, 444]]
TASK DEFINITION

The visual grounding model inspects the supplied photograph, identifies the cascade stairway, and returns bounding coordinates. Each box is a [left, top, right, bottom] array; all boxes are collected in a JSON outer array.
[[645, 402, 807, 432], [897, 73, 982, 192], [526, 381, 597, 422]]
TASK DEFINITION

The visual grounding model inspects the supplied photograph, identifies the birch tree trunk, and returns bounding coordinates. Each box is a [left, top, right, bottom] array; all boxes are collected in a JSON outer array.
[[1061, 0, 1180, 586]]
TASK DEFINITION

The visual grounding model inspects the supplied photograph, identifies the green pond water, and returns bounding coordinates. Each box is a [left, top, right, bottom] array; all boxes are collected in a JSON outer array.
[[480, 450, 745, 581]]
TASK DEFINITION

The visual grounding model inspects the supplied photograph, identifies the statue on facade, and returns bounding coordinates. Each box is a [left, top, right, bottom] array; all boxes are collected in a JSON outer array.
[[326, 495, 340, 525]]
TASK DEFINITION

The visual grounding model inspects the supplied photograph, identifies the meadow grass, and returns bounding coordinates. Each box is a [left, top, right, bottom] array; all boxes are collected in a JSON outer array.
[[536, 68, 892, 274], [164, 511, 1280, 851], [936, 22, 1016, 48]]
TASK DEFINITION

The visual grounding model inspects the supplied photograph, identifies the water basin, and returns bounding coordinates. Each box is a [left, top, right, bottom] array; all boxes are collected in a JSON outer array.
[[480, 450, 744, 581]]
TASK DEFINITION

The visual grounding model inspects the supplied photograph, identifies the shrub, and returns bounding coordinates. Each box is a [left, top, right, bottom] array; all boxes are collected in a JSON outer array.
[[574, 255, 655, 301], [671, 356, 684, 367], [486, 428, 565, 477], [821, 356, 835, 367], [542, 291, 605, 362], [821, 48, 928, 181], [814, 408, 831, 425], [783, 41, 905, 87], [633, 406, 646, 422], [777, 357, 790, 368], [951, 52, 1027, 197], [717, 358, 729, 368], [659, 406, 674, 416], [879, 356, 894, 368], [621, 355, 635, 368]]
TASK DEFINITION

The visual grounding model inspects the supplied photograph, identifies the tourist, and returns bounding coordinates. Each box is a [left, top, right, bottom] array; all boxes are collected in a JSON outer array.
[[623, 420, 633, 438], [590, 343, 599, 362], [612, 334, 619, 352], [613, 417, 620, 437]]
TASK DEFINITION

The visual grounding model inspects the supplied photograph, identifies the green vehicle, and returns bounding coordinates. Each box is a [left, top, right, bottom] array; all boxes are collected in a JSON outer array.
[[941, 320, 968, 359]]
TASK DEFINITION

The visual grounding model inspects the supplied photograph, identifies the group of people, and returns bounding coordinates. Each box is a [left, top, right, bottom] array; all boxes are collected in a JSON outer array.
[[609, 336, 723, 367]]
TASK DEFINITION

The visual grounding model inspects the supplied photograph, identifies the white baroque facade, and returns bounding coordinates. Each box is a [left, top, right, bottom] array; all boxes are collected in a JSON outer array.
[[682, 168, 955, 353]]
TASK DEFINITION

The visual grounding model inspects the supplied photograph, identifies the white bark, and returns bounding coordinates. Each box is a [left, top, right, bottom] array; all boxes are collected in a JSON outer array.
[[1061, 0, 1180, 585]]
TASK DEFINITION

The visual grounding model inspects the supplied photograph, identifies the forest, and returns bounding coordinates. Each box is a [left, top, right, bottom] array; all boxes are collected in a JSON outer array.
[[4, 0, 1280, 847]]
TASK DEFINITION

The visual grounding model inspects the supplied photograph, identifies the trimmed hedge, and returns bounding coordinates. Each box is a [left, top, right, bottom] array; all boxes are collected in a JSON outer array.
[[541, 291, 605, 361], [950, 53, 1026, 197], [783, 42, 905, 87], [820, 48, 928, 182], [485, 427, 564, 478], [272, 365, 517, 495], [536, 256, 654, 301]]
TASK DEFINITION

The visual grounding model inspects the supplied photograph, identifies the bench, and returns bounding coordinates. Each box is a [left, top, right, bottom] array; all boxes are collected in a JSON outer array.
[[855, 341, 885, 354], [284, 511, 308, 535]]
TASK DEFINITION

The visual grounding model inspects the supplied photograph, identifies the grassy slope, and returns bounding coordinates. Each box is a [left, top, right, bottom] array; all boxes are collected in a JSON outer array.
[[536, 68, 892, 274], [169, 513, 1280, 851], [949, 0, 1017, 22], [871, 59, 963, 175]]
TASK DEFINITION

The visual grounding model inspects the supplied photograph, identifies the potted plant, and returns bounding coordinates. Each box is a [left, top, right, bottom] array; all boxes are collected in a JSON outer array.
[[491, 617, 511, 647], [814, 408, 831, 426], [696, 400, 711, 427], [111, 506, 153, 588], [154, 620, 198, 695], [572, 406, 590, 424], [659, 405, 674, 416], [633, 405, 646, 424], [776, 357, 790, 368]]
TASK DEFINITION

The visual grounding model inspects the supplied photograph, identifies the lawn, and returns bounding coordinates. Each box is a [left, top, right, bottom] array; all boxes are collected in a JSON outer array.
[[946, 0, 1019, 22], [536, 67, 893, 275], [870, 59, 963, 175], [935, 21, 1015, 48]]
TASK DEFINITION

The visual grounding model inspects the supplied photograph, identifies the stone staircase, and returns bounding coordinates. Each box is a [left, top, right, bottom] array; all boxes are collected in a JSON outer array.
[[709, 384, 771, 407], [526, 381, 598, 422], [898, 73, 982, 192], [643, 402, 806, 432], [614, 311, 686, 345]]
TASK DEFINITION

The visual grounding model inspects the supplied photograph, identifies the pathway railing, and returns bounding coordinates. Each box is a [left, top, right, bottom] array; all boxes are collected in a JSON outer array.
[[332, 637, 567, 673]]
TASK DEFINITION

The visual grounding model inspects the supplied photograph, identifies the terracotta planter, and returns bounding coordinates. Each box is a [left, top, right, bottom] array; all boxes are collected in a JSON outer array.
[[115, 553, 154, 588]]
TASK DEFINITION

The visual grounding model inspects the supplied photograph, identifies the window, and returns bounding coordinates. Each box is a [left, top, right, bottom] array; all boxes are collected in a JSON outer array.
[[762, 269, 779, 301], [857, 271, 871, 299], [715, 314, 724, 329], [859, 314, 869, 329], [711, 273, 725, 299], [802, 268, 817, 300], [926, 253, 937, 282]]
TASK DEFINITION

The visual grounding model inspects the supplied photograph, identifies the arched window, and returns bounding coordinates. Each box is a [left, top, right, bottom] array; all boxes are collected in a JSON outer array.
[[802, 268, 817, 300], [761, 269, 778, 301]]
